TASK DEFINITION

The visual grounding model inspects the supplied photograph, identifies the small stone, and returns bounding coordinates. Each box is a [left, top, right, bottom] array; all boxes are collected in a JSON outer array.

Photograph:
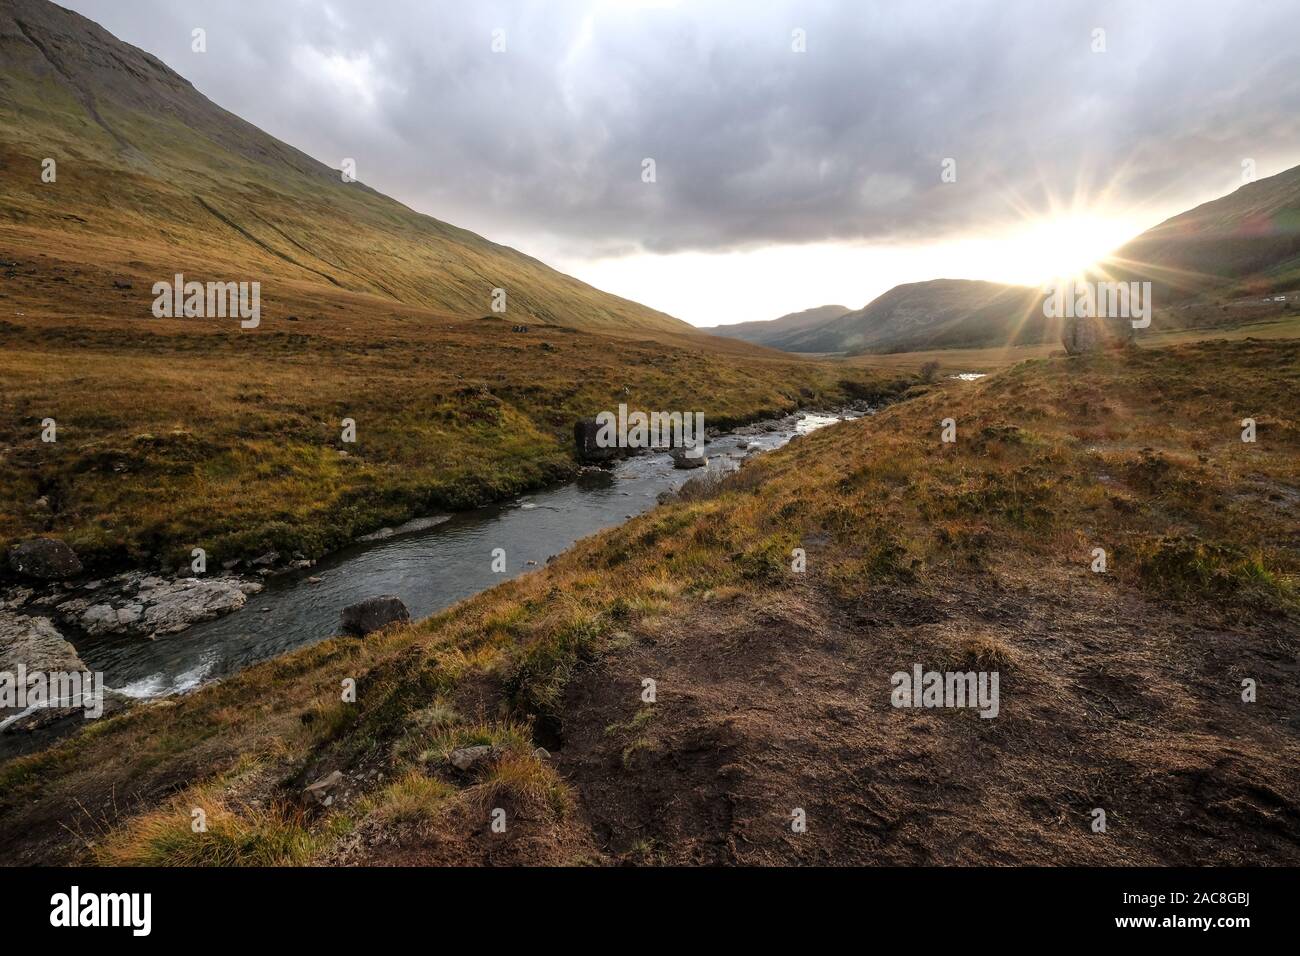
[[448, 745, 494, 771], [302, 770, 344, 806], [2, 587, 34, 610]]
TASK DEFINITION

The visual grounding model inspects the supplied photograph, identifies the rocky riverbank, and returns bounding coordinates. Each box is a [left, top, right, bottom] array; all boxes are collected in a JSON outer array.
[[0, 548, 277, 739], [0, 403, 876, 745]]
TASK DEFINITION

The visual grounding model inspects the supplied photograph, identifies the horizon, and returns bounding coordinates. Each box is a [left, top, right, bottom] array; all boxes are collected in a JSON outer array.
[[52, 0, 1300, 327]]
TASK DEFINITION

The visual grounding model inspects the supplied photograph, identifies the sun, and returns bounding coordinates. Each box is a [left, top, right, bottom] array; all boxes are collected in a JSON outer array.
[[1011, 214, 1139, 284]]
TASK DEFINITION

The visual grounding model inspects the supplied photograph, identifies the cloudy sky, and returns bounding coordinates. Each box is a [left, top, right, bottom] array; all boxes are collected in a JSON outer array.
[[62, 0, 1300, 326]]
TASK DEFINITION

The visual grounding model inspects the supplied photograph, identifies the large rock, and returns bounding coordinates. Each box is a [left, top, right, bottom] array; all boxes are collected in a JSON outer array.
[[574, 418, 620, 462], [670, 447, 708, 469], [0, 611, 85, 673], [0, 612, 93, 729], [8, 538, 83, 580], [136, 577, 260, 635], [1061, 316, 1134, 355], [340, 595, 410, 635]]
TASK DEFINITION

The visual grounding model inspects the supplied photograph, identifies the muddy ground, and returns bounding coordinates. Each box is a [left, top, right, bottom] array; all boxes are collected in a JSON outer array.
[[331, 561, 1299, 866]]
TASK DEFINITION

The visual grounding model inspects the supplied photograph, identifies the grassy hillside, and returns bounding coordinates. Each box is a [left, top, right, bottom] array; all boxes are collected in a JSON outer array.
[[788, 279, 1049, 354], [1102, 164, 1300, 300], [0, 0, 908, 572], [0, 228, 900, 572], [706, 280, 1051, 356], [2, 339, 1295, 865], [0, 0, 688, 334]]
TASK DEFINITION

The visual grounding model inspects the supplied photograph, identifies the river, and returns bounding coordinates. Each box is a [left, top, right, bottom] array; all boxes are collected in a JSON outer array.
[[74, 411, 855, 704]]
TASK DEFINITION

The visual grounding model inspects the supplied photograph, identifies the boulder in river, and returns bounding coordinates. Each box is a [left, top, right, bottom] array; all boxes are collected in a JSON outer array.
[[670, 447, 708, 469], [52, 573, 261, 638], [574, 418, 619, 462], [340, 595, 410, 635], [8, 538, 83, 580], [136, 577, 262, 636]]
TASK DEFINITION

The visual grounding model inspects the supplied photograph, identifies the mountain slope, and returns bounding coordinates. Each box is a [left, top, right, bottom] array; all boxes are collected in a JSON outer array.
[[704, 304, 851, 347], [778, 279, 1048, 354], [1101, 163, 1300, 300], [0, 0, 901, 572], [0, 0, 688, 333]]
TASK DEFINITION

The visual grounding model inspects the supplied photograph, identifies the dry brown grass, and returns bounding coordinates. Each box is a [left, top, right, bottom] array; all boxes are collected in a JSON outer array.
[[2, 338, 1296, 865], [0, 225, 900, 571]]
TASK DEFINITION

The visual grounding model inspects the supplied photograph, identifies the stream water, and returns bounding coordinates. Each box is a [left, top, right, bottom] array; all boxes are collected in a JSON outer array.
[[74, 412, 853, 703]]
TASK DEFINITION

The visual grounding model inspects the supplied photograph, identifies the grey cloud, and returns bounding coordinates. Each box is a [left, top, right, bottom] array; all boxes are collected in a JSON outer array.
[[58, 0, 1300, 254]]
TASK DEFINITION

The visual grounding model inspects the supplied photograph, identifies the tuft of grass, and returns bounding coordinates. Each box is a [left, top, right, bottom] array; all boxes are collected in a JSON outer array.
[[359, 770, 456, 828], [626, 838, 665, 865], [951, 633, 1018, 671], [1131, 534, 1296, 611], [465, 750, 571, 820], [605, 707, 658, 768], [505, 614, 605, 716], [93, 795, 319, 867]]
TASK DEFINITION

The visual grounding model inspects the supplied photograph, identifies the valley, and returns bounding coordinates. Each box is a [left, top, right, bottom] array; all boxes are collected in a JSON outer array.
[[1, 338, 1295, 865], [0, 0, 1297, 881]]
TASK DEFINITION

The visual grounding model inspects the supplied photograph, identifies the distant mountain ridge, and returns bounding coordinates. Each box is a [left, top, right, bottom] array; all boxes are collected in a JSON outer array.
[[703, 304, 851, 348], [0, 0, 691, 334], [821, 280, 1048, 354], [712, 280, 1050, 354]]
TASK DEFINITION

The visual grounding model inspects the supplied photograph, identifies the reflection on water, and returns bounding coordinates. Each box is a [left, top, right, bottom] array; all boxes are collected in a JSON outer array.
[[77, 412, 852, 700]]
